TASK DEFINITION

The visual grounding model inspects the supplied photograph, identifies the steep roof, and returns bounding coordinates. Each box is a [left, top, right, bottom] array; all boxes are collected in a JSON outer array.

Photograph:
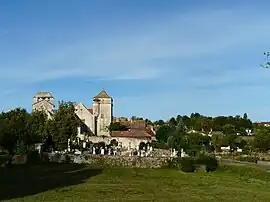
[[33, 92, 54, 98], [93, 89, 111, 99]]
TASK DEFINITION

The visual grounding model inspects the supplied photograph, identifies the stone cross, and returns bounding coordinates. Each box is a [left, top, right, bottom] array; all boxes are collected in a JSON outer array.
[[108, 148, 111, 155]]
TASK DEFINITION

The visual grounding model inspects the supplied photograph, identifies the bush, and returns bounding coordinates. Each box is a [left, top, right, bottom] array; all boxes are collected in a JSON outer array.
[[205, 155, 218, 172], [180, 157, 195, 172], [236, 155, 258, 163], [195, 153, 219, 172]]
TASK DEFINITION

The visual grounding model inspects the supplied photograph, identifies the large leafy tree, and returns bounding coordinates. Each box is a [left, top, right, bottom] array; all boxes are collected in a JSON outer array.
[[182, 132, 213, 156], [29, 110, 49, 143], [0, 108, 31, 154], [156, 124, 175, 143], [48, 101, 82, 151], [253, 128, 270, 152]]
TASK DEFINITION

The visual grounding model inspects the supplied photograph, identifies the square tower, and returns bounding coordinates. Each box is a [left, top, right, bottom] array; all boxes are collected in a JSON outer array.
[[32, 92, 55, 115], [92, 89, 113, 136]]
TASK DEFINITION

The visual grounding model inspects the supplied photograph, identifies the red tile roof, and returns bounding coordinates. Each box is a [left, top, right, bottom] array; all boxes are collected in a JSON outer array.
[[111, 129, 152, 139]]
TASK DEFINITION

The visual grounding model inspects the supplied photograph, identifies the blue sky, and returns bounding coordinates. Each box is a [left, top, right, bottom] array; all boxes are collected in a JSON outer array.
[[1, 0, 270, 121]]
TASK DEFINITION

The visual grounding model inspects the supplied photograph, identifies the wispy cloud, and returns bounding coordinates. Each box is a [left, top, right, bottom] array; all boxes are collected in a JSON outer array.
[[1, 8, 270, 85], [2, 3, 270, 121]]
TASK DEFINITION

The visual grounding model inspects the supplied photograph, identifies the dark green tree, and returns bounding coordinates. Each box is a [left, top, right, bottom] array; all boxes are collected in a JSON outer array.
[[253, 128, 270, 152], [0, 108, 31, 154], [155, 124, 175, 144], [48, 101, 82, 151]]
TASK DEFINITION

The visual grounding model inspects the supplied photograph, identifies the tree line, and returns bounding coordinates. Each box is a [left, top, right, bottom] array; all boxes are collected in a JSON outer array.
[[1, 103, 270, 156], [0, 102, 82, 154], [153, 113, 270, 154]]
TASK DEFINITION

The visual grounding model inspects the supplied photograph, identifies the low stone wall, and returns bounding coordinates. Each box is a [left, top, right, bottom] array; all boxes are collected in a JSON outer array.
[[86, 136, 149, 150], [69, 154, 169, 168]]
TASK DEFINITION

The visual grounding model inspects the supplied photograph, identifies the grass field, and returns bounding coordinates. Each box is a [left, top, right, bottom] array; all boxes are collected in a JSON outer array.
[[1, 163, 270, 202]]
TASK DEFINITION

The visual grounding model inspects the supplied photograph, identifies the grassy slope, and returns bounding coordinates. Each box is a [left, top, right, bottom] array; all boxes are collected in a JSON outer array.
[[1, 163, 270, 202]]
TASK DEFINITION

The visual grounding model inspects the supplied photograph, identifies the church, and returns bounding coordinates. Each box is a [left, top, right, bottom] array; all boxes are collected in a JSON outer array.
[[32, 89, 156, 149]]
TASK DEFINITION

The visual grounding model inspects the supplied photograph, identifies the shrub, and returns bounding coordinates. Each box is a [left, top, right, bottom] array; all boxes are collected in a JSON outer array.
[[236, 155, 258, 163], [205, 155, 218, 172], [180, 157, 195, 172], [195, 153, 219, 172]]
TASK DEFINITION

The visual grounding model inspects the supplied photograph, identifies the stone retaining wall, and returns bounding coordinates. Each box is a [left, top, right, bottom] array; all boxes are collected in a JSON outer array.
[[69, 154, 169, 168]]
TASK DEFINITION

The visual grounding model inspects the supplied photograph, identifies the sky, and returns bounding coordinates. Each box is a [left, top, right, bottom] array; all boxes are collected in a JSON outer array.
[[1, 0, 270, 122]]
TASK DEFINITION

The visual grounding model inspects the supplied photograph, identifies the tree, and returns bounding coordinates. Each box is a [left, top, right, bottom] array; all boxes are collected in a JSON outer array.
[[253, 128, 270, 152], [0, 108, 31, 154], [167, 136, 175, 149], [211, 132, 226, 152], [222, 124, 236, 135], [168, 117, 177, 127], [29, 110, 48, 143], [235, 138, 247, 149], [48, 101, 82, 151], [155, 125, 175, 143], [181, 132, 212, 156], [154, 120, 165, 126]]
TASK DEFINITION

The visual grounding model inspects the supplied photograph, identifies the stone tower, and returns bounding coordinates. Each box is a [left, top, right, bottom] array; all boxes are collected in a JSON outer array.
[[92, 89, 113, 136], [32, 92, 55, 115]]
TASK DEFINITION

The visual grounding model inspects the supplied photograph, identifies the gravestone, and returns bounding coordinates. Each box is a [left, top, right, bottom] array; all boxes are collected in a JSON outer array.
[[101, 148, 105, 155]]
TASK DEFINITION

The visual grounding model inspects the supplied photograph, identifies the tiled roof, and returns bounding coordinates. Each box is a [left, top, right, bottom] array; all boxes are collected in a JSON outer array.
[[93, 89, 111, 99], [258, 122, 270, 124], [33, 92, 54, 98], [111, 129, 152, 139], [87, 108, 93, 114]]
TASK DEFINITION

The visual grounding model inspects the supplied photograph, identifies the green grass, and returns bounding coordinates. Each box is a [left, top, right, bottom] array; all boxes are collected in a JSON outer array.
[[1, 163, 270, 202]]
